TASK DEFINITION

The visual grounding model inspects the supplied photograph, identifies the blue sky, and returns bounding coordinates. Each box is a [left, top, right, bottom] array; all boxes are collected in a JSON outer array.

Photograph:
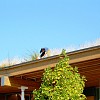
[[0, 0, 100, 61]]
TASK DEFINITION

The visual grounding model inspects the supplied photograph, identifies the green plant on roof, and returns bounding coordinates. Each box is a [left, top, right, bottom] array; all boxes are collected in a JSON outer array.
[[0, 58, 21, 68], [30, 52, 39, 60], [24, 52, 39, 61], [33, 49, 86, 100]]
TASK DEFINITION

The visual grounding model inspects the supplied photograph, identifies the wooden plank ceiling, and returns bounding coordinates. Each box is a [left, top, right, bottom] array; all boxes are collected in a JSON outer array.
[[13, 58, 100, 88], [15, 58, 100, 88]]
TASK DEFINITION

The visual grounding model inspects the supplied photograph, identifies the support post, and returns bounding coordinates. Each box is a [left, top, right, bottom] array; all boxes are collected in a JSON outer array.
[[1, 76, 11, 86], [18, 86, 28, 100]]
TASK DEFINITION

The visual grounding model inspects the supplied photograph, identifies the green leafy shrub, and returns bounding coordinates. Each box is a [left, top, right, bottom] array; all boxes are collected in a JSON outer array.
[[33, 49, 86, 100]]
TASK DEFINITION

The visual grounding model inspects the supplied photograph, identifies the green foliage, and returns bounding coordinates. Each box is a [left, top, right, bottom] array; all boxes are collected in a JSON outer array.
[[24, 52, 39, 61], [33, 50, 86, 100], [30, 52, 39, 60]]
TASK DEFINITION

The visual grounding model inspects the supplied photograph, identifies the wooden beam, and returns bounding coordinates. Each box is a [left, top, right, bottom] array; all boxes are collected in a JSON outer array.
[[1, 76, 40, 89], [0, 58, 58, 77]]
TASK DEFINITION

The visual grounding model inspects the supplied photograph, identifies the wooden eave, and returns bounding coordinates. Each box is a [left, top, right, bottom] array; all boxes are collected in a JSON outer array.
[[0, 45, 100, 93]]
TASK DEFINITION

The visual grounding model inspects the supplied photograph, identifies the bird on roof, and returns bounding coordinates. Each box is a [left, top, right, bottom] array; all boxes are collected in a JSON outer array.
[[40, 48, 50, 58]]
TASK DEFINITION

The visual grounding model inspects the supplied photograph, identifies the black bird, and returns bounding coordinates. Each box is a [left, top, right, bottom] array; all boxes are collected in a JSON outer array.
[[40, 48, 49, 58]]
